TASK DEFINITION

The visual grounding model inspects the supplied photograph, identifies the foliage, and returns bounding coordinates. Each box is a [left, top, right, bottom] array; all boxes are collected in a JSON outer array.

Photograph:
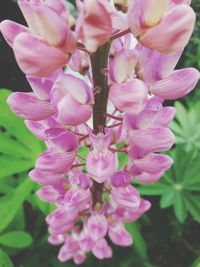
[[138, 145, 200, 223], [0, 89, 45, 265], [170, 102, 200, 151]]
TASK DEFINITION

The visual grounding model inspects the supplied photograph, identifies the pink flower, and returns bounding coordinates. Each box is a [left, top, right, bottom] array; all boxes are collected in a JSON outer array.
[[76, 0, 112, 52], [111, 185, 141, 209], [2, 0, 199, 263], [51, 74, 93, 126], [86, 214, 108, 241], [109, 79, 148, 115], [108, 222, 133, 246], [7, 92, 55, 121], [92, 238, 112, 259], [139, 5, 196, 53], [0, 0, 76, 77]]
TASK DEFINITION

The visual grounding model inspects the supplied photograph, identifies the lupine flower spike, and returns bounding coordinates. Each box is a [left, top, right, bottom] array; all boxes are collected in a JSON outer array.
[[1, 0, 199, 264]]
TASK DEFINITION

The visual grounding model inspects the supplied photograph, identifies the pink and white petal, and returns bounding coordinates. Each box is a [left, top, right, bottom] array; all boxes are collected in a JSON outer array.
[[56, 95, 92, 126], [48, 234, 65, 245], [27, 76, 53, 101], [53, 74, 93, 104], [86, 150, 117, 183], [151, 68, 200, 100], [109, 79, 148, 115], [33, 4, 75, 50], [108, 222, 133, 246], [134, 153, 173, 174], [36, 185, 62, 203], [7, 92, 55, 121], [35, 149, 75, 174], [13, 32, 68, 77], [140, 5, 196, 53], [136, 44, 182, 84], [110, 48, 138, 84], [76, 0, 112, 52], [45, 128, 78, 153], [111, 185, 141, 209], [129, 126, 175, 152], [86, 215, 108, 241], [73, 251, 86, 265], [92, 238, 112, 260], [0, 20, 28, 47], [29, 168, 64, 185], [18, 0, 40, 35], [135, 171, 164, 183], [58, 237, 79, 262], [89, 128, 112, 152], [128, 0, 169, 36]]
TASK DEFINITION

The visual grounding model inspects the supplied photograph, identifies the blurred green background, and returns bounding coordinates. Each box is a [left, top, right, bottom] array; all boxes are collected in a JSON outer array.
[[0, 1, 200, 267]]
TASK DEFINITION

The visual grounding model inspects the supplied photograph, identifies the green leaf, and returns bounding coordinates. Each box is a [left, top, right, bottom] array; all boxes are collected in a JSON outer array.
[[160, 190, 176, 208], [0, 178, 35, 232], [0, 231, 32, 248], [173, 191, 187, 223], [138, 182, 170, 196], [0, 89, 44, 156], [0, 249, 14, 267], [185, 194, 200, 223], [118, 153, 128, 170], [125, 222, 148, 260], [0, 156, 33, 180]]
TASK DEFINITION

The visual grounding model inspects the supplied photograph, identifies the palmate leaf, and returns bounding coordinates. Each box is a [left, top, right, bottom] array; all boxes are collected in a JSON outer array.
[[0, 89, 45, 180], [0, 89, 44, 232], [138, 145, 200, 223], [0, 178, 35, 232], [169, 102, 200, 151]]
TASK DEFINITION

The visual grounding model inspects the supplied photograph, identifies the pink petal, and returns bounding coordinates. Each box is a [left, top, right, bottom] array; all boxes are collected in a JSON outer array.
[[87, 215, 108, 241], [108, 222, 133, 246], [18, 0, 40, 35], [36, 185, 63, 203], [109, 79, 148, 115], [33, 4, 76, 51], [136, 171, 164, 183], [35, 149, 75, 174], [56, 94, 92, 126], [48, 234, 65, 245], [140, 5, 196, 53], [136, 44, 182, 84], [76, 0, 112, 52], [0, 20, 28, 47], [111, 185, 141, 209], [13, 32, 68, 77], [89, 128, 112, 152], [29, 168, 64, 185], [151, 68, 200, 100], [52, 74, 93, 105], [86, 150, 117, 183], [128, 0, 169, 36], [45, 128, 78, 153], [58, 237, 79, 262], [73, 251, 86, 265], [134, 153, 173, 174], [92, 238, 112, 260], [7, 92, 55, 121], [109, 48, 138, 84], [27, 76, 53, 100], [129, 126, 175, 152], [111, 171, 132, 188]]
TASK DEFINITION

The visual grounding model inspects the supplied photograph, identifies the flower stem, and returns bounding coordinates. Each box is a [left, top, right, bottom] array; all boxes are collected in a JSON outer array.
[[90, 42, 111, 205]]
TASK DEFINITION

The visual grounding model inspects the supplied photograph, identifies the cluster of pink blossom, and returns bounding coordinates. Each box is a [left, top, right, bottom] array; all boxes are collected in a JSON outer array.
[[1, 0, 200, 264]]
